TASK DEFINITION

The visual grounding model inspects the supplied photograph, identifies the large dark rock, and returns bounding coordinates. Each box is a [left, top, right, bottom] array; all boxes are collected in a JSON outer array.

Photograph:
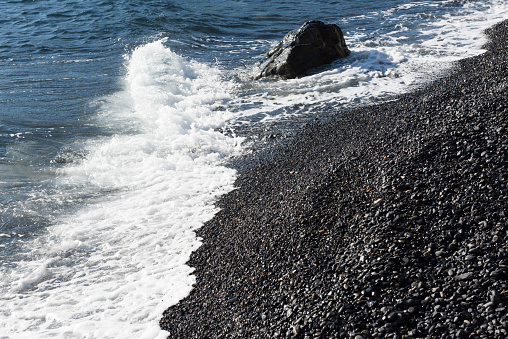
[[255, 20, 351, 79]]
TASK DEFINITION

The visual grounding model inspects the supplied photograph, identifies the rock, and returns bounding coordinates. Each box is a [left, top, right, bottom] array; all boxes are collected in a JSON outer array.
[[490, 290, 501, 305], [468, 247, 482, 255], [456, 272, 474, 281], [435, 250, 446, 257], [255, 20, 350, 79]]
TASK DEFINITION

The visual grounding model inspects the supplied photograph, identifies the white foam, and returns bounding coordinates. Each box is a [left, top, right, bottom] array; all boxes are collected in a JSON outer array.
[[235, 0, 508, 123], [0, 39, 242, 338]]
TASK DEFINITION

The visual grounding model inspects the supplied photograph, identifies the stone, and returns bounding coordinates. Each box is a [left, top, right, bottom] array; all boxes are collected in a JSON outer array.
[[468, 247, 482, 255], [456, 272, 474, 281], [490, 290, 501, 305], [435, 250, 446, 257], [255, 20, 350, 79]]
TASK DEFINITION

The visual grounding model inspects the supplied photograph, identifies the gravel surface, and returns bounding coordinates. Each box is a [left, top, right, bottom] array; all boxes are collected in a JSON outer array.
[[160, 20, 508, 338]]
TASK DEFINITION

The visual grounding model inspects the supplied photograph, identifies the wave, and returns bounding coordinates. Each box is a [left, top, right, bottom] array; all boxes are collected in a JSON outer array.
[[0, 39, 242, 338]]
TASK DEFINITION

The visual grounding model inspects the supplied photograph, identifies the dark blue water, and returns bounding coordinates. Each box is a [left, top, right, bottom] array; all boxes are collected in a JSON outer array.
[[0, 0, 506, 337]]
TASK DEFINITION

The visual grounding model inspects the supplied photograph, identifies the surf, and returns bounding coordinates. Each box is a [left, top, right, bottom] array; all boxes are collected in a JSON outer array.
[[0, 39, 242, 339]]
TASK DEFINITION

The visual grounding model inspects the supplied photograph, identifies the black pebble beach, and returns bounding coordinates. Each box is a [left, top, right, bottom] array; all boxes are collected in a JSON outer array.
[[160, 20, 508, 338]]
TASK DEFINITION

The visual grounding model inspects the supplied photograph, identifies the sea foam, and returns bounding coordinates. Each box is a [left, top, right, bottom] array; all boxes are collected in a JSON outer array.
[[0, 39, 241, 338], [233, 0, 508, 123]]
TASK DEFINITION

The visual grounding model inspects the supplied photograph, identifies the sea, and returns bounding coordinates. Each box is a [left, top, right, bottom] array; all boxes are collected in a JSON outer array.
[[0, 0, 506, 337]]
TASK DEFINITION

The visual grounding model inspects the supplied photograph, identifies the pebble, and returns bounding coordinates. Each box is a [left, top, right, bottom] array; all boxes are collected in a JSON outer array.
[[456, 272, 474, 281]]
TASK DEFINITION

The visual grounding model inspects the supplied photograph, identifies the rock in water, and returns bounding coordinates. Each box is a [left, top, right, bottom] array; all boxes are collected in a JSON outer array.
[[255, 20, 350, 79]]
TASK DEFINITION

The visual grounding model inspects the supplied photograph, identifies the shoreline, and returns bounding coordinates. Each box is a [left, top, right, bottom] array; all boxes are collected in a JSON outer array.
[[160, 19, 507, 339]]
